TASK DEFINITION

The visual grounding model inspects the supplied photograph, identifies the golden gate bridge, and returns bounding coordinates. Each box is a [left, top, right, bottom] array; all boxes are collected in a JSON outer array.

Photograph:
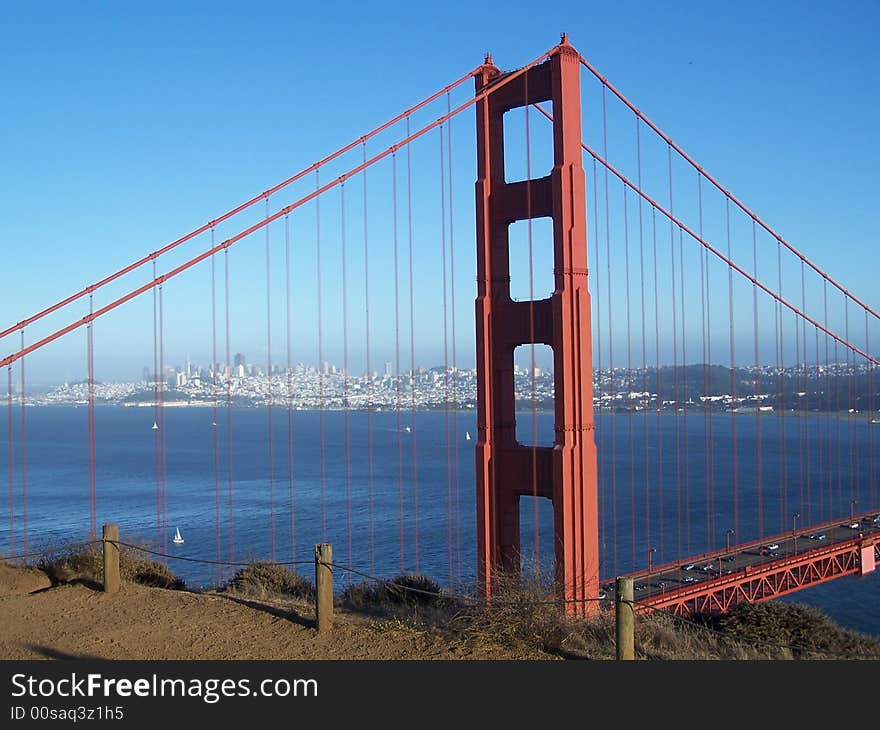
[[1, 36, 877, 617]]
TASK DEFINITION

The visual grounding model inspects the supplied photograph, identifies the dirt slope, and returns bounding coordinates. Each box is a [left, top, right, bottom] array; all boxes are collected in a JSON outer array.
[[0, 567, 550, 660]]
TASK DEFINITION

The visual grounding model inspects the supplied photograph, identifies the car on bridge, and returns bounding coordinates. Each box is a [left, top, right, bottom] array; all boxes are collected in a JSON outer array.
[[760, 543, 780, 556], [809, 533, 827, 540], [681, 563, 696, 571]]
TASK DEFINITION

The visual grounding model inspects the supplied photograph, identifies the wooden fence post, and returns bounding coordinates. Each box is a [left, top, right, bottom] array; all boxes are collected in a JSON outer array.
[[102, 524, 120, 594], [315, 543, 333, 633], [615, 576, 634, 660]]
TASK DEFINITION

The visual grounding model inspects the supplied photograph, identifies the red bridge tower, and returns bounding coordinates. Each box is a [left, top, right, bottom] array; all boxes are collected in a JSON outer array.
[[474, 37, 599, 613]]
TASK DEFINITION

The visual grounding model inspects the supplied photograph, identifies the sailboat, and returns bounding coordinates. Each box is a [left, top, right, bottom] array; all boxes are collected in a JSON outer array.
[[404, 425, 412, 433], [465, 431, 471, 441], [172, 527, 184, 545], [152, 421, 159, 430]]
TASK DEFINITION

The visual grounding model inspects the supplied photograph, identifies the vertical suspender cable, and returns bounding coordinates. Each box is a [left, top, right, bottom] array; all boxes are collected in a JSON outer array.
[[19, 329, 27, 554], [801, 262, 809, 524], [211, 230, 221, 584], [726, 200, 738, 542], [867, 308, 876, 510], [815, 321, 823, 522], [19, 331, 27, 555], [776, 240, 785, 532], [834, 290, 844, 515], [846, 300, 854, 519], [439, 124, 452, 587], [447, 92, 462, 589], [225, 248, 234, 562], [668, 147, 681, 563], [752, 221, 763, 538], [341, 183, 353, 577], [704, 197, 715, 548], [265, 198, 275, 561], [285, 214, 296, 563], [362, 144, 374, 574], [6, 366, 13, 558], [699, 175, 714, 549], [601, 84, 617, 577], [406, 116, 420, 573], [392, 152, 404, 573], [153, 261, 161, 550], [679, 228, 689, 556], [591, 157, 605, 574], [623, 183, 635, 569], [6, 365, 15, 555], [316, 169, 327, 543], [159, 283, 167, 554], [87, 300, 96, 541], [636, 119, 651, 560], [525, 79, 540, 583], [652, 207, 663, 562], [823, 279, 832, 518]]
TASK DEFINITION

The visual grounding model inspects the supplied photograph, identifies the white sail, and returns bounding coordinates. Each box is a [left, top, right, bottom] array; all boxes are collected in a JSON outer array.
[[465, 431, 471, 441], [172, 528, 184, 544]]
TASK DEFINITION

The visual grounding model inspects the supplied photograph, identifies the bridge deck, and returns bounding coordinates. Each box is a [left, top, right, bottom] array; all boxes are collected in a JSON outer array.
[[603, 510, 880, 616]]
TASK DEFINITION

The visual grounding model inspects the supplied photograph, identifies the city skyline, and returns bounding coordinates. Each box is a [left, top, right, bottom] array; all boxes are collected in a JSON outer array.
[[2, 4, 878, 389]]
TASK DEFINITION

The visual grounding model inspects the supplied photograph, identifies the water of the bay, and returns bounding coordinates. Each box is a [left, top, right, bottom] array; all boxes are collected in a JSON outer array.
[[1, 405, 878, 637]]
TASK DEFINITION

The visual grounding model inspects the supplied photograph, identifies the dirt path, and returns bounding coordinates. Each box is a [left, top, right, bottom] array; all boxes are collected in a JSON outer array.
[[0, 566, 551, 660]]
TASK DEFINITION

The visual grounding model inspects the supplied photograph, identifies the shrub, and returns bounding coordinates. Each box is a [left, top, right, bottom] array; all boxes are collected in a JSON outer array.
[[340, 573, 449, 609], [224, 561, 314, 600], [36, 545, 185, 591]]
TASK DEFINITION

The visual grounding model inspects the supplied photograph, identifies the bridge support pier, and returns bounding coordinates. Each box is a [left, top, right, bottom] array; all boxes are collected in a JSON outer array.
[[474, 38, 599, 615]]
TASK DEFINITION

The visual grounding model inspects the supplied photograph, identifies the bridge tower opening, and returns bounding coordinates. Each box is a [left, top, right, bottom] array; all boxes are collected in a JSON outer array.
[[474, 37, 599, 614]]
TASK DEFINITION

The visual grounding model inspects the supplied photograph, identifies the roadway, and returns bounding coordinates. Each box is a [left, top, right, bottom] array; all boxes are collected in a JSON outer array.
[[600, 510, 880, 606]]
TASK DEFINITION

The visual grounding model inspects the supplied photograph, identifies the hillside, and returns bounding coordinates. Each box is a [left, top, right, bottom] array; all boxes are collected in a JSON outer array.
[[1, 556, 879, 661]]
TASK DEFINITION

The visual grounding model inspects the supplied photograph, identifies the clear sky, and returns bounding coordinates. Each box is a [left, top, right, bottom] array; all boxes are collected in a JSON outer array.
[[2, 1, 878, 384]]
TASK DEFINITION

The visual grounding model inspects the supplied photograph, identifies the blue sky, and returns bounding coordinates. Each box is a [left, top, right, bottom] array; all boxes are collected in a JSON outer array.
[[1, 1, 878, 384]]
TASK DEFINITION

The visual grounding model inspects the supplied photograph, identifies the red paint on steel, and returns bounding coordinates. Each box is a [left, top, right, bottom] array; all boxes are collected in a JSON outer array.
[[362, 145, 375, 575], [525, 75, 540, 582], [392, 152, 404, 573], [0, 69, 480, 345], [0, 50, 556, 373], [639, 534, 880, 617], [406, 115, 420, 574], [87, 304, 97, 542], [6, 367, 13, 558], [475, 40, 599, 614], [315, 171, 326, 544], [439, 124, 452, 587], [341, 184, 353, 577], [572, 142, 880, 366], [159, 285, 167, 554], [265, 198, 275, 562], [224, 250, 234, 563], [19, 334, 27, 555], [211, 233, 221, 584], [284, 215, 296, 563], [447, 93, 462, 589], [577, 54, 880, 327], [601, 85, 617, 578]]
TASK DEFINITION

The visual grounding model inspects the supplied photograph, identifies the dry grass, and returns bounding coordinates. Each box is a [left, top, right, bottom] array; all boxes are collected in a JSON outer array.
[[404, 572, 880, 660], [222, 561, 314, 600], [33, 544, 185, 590], [11, 548, 879, 660]]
